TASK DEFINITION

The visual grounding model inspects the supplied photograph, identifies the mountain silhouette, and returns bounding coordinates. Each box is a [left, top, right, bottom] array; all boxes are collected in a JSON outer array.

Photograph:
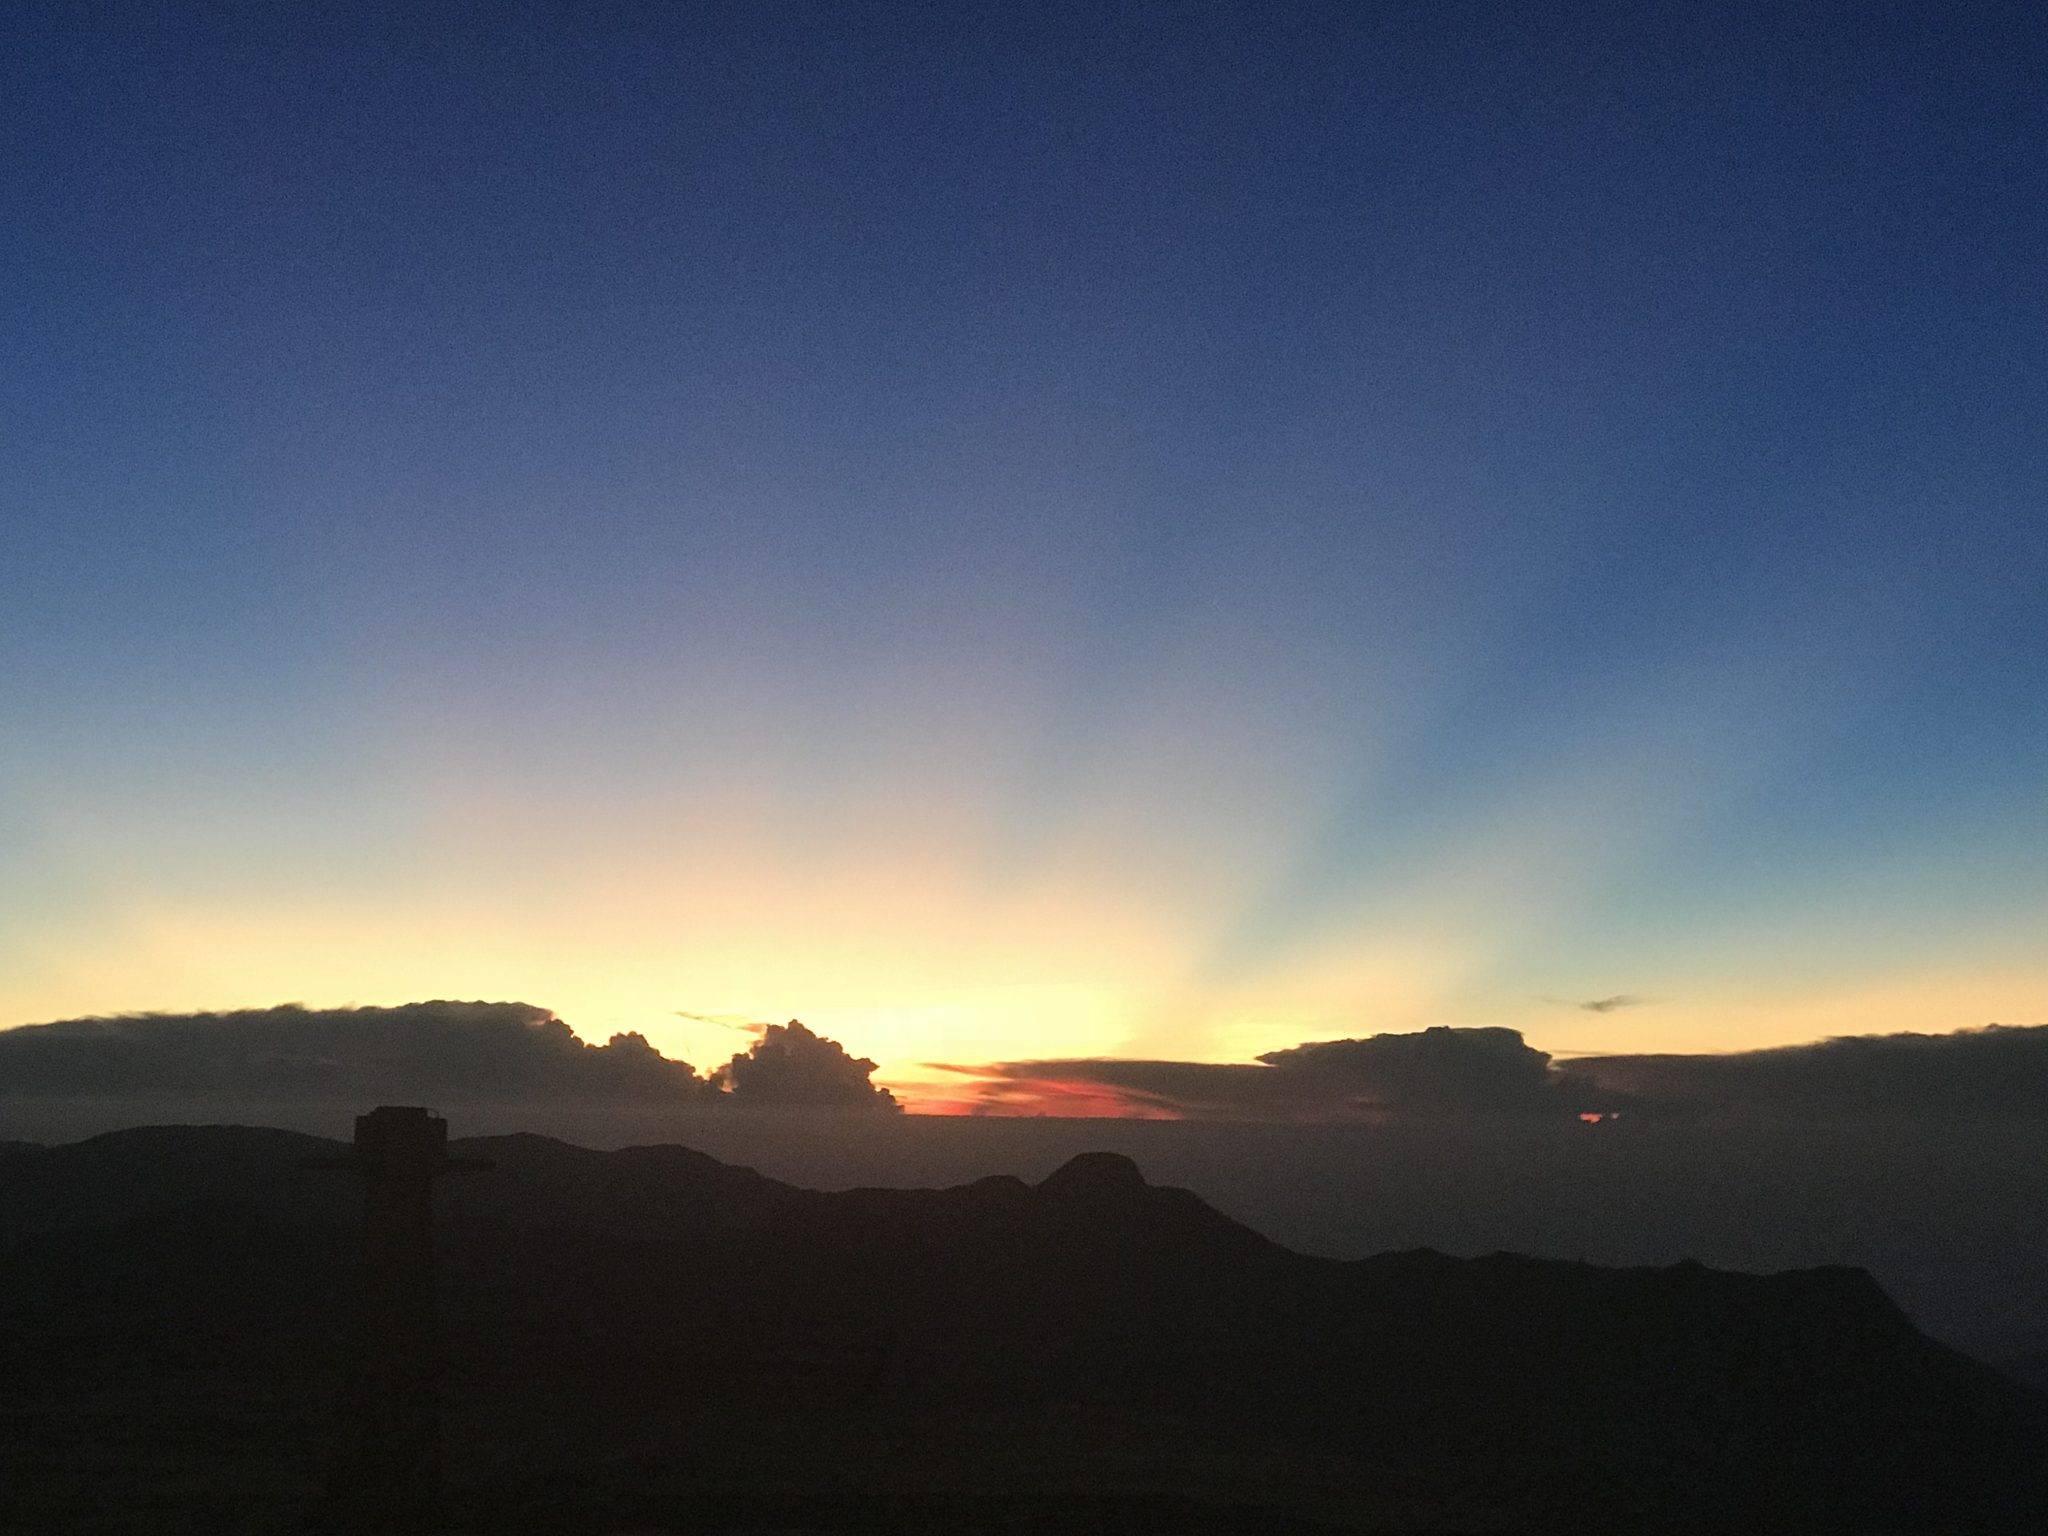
[[3, 1125, 2044, 1532]]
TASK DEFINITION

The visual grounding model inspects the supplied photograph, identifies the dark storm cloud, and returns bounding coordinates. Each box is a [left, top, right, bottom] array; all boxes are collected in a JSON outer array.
[[1561, 1023, 2048, 1118], [0, 1002, 710, 1103], [948, 1022, 2048, 1123], [709, 1020, 900, 1112]]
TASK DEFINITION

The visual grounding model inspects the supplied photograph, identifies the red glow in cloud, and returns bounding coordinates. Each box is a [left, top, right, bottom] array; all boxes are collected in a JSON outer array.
[[908, 1072, 1179, 1119]]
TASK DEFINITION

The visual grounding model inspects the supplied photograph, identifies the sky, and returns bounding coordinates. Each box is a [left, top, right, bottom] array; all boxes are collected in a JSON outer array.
[[5, 0, 2046, 1108]]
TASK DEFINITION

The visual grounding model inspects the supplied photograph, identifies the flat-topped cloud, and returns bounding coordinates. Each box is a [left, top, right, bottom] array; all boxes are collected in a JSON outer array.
[[1564, 1023, 2048, 1117], [941, 1022, 2048, 1122], [949, 1025, 1567, 1120]]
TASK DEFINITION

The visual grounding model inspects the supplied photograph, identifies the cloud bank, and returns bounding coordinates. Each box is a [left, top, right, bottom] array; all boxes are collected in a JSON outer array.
[[8, 1006, 2043, 1124], [1565, 1024, 2048, 1118], [0, 1002, 898, 1112], [950, 1026, 1566, 1121], [941, 1022, 2048, 1123]]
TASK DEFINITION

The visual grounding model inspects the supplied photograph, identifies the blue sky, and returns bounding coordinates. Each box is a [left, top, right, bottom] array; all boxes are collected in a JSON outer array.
[[5, 1, 2045, 1098]]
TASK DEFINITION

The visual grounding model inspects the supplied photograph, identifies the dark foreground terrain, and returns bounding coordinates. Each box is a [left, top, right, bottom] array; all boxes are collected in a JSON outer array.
[[3, 1126, 2044, 1533]]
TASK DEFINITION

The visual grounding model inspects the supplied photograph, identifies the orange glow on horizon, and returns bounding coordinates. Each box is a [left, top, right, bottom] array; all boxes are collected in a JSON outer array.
[[11, 699, 2048, 1109]]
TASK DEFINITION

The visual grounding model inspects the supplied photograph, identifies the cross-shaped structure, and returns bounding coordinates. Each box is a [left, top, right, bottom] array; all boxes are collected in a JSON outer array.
[[306, 1106, 490, 1533]]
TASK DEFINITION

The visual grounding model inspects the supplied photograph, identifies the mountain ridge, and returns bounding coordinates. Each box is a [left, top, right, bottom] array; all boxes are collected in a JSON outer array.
[[2, 1123, 2043, 1532]]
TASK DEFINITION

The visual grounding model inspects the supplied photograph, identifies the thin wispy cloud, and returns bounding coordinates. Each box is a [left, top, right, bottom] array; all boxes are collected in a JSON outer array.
[[675, 1010, 766, 1033], [1542, 993, 1652, 1014]]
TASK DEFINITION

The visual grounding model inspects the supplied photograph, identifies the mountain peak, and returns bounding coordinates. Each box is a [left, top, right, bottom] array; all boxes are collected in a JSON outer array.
[[1038, 1151, 1148, 1198]]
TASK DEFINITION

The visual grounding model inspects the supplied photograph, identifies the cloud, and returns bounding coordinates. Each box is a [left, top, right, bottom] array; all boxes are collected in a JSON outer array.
[[1558, 993, 1649, 1013], [674, 1009, 760, 1033], [941, 1021, 2048, 1123], [1259, 1028, 1559, 1108], [948, 1026, 1566, 1121], [0, 1003, 901, 1113], [0, 1001, 710, 1103], [1560, 1023, 2048, 1119], [707, 1019, 901, 1112]]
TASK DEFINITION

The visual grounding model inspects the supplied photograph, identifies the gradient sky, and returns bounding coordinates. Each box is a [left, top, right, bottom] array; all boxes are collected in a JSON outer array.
[[6, 1, 2045, 1104]]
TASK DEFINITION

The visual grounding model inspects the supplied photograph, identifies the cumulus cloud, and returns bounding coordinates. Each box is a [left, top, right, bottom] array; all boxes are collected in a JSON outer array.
[[942, 1022, 2048, 1123], [708, 1020, 901, 1112]]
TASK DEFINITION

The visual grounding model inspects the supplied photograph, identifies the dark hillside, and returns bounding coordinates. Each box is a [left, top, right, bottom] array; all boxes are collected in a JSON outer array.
[[2, 1126, 2042, 1532]]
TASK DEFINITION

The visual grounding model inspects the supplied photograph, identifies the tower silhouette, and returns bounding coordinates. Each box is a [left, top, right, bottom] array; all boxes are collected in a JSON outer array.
[[306, 1107, 489, 1533]]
